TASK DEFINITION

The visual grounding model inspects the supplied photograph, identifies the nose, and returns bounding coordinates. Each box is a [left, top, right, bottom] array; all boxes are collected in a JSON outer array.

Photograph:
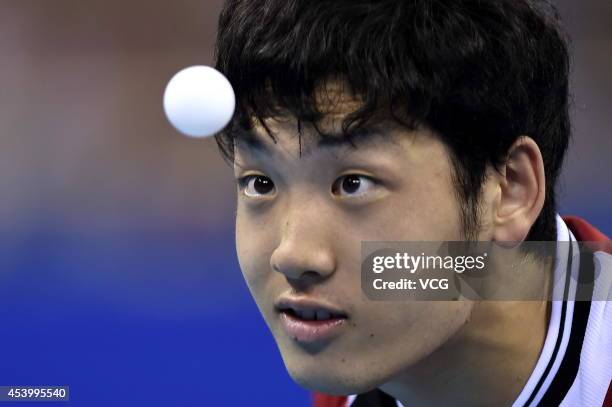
[[270, 205, 337, 284]]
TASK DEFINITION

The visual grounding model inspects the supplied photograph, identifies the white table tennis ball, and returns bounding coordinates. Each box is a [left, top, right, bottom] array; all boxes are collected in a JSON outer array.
[[163, 65, 236, 138]]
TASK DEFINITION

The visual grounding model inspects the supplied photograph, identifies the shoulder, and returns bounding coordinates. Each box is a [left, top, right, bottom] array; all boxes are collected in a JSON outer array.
[[559, 215, 612, 407], [311, 393, 348, 407], [562, 215, 611, 253]]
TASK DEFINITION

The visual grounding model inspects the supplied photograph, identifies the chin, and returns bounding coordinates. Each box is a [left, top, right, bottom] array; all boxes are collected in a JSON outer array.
[[281, 353, 384, 396]]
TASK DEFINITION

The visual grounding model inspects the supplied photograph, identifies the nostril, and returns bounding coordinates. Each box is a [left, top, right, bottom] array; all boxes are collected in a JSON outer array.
[[301, 270, 322, 281], [282, 271, 327, 292], [270, 239, 336, 280]]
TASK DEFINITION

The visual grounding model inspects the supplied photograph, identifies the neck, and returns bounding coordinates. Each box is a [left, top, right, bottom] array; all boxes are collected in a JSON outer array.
[[380, 255, 553, 407]]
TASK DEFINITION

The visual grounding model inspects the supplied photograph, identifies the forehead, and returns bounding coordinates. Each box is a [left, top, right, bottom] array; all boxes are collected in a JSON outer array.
[[235, 119, 402, 160], [234, 81, 408, 159]]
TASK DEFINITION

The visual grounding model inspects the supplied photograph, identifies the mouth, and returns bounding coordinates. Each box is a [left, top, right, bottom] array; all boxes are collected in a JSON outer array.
[[274, 296, 349, 344]]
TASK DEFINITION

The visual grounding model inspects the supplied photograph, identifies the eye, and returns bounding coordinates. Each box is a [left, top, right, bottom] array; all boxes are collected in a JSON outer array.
[[238, 175, 276, 197], [332, 174, 377, 198]]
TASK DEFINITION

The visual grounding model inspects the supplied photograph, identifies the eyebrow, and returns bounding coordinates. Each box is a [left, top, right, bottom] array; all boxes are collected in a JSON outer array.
[[235, 126, 387, 158]]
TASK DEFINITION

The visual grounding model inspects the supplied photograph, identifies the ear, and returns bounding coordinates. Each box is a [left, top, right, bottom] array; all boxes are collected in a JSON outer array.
[[492, 136, 546, 242]]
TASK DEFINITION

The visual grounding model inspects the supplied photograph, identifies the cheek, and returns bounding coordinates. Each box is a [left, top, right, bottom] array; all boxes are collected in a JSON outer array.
[[402, 138, 465, 239], [235, 208, 272, 293], [355, 301, 473, 372], [401, 179, 462, 240], [355, 181, 462, 242]]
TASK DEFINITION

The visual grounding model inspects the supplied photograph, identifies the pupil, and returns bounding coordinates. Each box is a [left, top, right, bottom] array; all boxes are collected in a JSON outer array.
[[254, 176, 273, 193], [342, 176, 360, 193]]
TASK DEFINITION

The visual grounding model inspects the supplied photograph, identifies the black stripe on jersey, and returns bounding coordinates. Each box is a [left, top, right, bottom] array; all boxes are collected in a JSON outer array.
[[351, 388, 397, 407], [537, 248, 595, 406], [523, 236, 575, 406]]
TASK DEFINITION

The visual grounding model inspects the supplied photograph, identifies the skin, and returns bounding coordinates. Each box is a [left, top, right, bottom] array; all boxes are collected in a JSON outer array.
[[232, 86, 551, 406]]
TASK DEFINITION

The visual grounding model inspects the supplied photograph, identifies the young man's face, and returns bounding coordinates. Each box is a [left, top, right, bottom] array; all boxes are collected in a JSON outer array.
[[233, 93, 481, 394]]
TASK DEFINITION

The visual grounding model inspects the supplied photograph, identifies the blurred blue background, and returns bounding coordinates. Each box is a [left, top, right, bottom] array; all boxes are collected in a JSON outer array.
[[0, 0, 609, 406]]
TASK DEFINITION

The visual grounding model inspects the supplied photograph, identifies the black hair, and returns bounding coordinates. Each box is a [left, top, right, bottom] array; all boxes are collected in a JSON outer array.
[[214, 0, 571, 241]]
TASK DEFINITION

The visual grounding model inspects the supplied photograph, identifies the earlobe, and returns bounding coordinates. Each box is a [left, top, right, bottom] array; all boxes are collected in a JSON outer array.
[[492, 136, 546, 243]]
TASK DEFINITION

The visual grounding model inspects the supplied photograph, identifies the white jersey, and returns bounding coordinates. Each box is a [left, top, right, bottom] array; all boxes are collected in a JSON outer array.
[[509, 215, 611, 407]]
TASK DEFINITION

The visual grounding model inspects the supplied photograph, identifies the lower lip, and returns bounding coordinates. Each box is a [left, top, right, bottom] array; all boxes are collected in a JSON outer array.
[[279, 311, 347, 343]]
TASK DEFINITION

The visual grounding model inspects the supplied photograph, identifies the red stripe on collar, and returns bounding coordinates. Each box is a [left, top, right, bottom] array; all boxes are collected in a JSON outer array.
[[562, 215, 611, 254]]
